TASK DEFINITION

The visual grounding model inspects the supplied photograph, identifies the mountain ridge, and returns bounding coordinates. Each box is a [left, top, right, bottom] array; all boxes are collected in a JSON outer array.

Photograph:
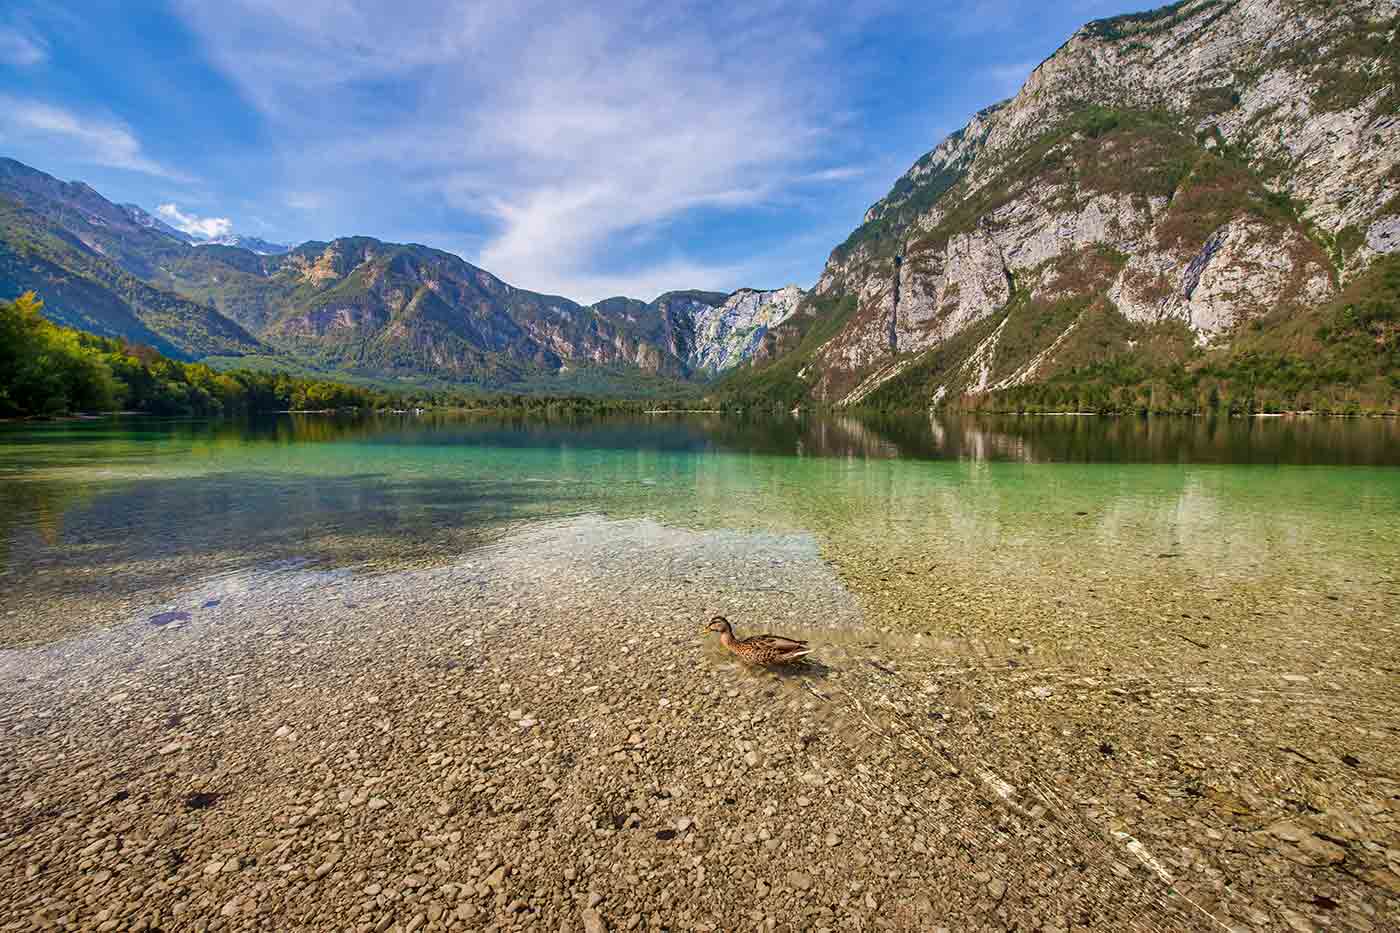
[[0, 157, 806, 391], [718, 0, 1400, 412]]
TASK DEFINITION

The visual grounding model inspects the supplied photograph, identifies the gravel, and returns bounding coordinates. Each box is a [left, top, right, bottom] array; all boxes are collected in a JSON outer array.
[[0, 515, 1396, 931]]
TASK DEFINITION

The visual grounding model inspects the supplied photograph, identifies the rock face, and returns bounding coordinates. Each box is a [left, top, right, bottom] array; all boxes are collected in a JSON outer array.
[[1109, 219, 1333, 335], [688, 286, 805, 372], [733, 0, 1400, 408]]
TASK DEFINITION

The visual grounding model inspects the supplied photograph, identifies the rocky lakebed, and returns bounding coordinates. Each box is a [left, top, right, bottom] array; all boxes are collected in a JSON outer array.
[[1, 515, 1397, 933]]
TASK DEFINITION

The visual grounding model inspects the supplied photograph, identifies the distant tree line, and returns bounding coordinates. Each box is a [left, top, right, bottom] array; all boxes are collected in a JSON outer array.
[[0, 293, 674, 418]]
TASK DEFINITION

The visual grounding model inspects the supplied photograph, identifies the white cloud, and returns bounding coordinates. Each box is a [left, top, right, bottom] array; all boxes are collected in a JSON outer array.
[[172, 0, 872, 300], [157, 203, 233, 239], [0, 95, 181, 178], [0, 26, 46, 66]]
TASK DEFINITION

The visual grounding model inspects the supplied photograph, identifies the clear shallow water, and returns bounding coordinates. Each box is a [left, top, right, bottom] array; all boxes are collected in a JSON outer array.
[[0, 412, 1397, 645]]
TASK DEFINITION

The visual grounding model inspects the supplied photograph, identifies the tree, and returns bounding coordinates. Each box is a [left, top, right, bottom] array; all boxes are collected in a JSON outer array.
[[0, 292, 117, 415]]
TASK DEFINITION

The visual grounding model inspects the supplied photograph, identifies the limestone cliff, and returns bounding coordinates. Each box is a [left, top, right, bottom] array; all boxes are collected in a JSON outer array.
[[688, 286, 805, 373]]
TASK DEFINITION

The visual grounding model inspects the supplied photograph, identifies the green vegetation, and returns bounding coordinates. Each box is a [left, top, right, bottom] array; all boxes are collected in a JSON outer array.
[[1317, 224, 1367, 276], [1316, 253, 1400, 365], [1153, 149, 1310, 250], [200, 351, 700, 401], [0, 291, 389, 417], [833, 136, 977, 263], [1, 292, 121, 416], [0, 293, 683, 418]]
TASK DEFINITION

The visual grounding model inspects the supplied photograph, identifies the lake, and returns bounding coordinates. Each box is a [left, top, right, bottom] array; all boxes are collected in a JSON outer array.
[[1, 412, 1398, 930], [2, 412, 1398, 645]]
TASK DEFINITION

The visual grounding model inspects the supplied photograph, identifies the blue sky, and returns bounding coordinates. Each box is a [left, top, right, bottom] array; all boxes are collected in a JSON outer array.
[[0, 0, 1157, 303]]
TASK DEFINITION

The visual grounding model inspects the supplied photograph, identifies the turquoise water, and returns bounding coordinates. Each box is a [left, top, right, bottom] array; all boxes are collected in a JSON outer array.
[[0, 413, 1397, 646]]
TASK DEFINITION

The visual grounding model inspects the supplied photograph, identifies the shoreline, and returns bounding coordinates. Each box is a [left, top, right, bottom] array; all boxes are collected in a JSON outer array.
[[6, 405, 1399, 424], [937, 408, 1400, 419]]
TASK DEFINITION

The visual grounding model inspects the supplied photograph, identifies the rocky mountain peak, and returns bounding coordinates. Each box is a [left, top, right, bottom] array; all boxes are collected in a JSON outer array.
[[728, 0, 1400, 412]]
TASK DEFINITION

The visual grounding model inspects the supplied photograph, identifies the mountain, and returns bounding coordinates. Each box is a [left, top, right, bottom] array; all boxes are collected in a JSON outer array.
[[0, 158, 192, 281], [721, 0, 1400, 412], [691, 286, 805, 371], [0, 157, 804, 391], [6, 1, 1395, 404], [156, 237, 804, 383], [0, 192, 263, 359]]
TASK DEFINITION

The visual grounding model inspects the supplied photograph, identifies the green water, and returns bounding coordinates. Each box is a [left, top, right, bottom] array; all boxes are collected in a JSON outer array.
[[1, 413, 1398, 646]]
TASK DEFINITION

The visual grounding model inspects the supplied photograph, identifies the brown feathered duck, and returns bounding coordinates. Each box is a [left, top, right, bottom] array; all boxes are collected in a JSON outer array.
[[704, 615, 812, 665]]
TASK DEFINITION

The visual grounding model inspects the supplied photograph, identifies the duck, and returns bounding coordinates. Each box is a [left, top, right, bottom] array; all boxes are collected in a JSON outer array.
[[704, 616, 812, 666]]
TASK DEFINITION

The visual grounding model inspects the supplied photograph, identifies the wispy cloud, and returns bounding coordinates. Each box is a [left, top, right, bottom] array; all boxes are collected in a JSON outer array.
[[157, 203, 233, 239], [157, 0, 1139, 300], [0, 26, 46, 66], [799, 166, 868, 183], [0, 95, 182, 179], [172, 0, 873, 302]]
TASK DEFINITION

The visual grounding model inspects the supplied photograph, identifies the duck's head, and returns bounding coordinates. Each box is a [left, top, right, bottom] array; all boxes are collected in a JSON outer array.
[[704, 616, 732, 636]]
